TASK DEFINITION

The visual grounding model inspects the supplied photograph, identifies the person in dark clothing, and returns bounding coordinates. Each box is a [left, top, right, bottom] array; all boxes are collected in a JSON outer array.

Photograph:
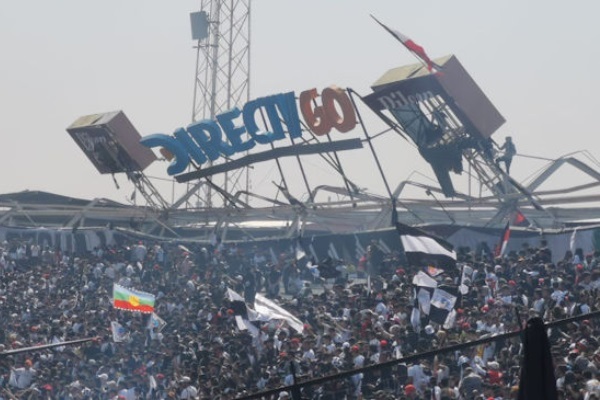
[[496, 136, 516, 174], [243, 265, 258, 304], [367, 241, 384, 278]]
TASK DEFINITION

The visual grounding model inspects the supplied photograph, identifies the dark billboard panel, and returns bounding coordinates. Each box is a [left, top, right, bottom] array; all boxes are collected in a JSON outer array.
[[363, 55, 505, 197], [366, 54, 504, 139], [67, 111, 156, 174]]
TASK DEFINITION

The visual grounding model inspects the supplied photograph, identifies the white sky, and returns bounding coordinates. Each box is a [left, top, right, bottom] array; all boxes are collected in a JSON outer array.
[[1, 0, 600, 206]]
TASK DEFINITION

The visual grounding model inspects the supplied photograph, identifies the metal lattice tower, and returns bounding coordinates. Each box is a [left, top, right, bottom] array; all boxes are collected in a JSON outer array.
[[187, 0, 251, 209]]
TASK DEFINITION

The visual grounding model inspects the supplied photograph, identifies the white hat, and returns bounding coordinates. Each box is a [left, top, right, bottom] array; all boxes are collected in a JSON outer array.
[[487, 361, 500, 370], [279, 391, 289, 398], [106, 380, 117, 389]]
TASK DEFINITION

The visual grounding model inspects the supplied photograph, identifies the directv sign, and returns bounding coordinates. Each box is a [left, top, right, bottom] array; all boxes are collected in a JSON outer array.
[[140, 86, 357, 176]]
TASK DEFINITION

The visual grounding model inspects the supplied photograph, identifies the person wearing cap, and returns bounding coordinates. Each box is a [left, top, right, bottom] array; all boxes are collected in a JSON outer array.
[[486, 361, 503, 385], [404, 383, 418, 399], [9, 359, 36, 390], [178, 376, 198, 399], [351, 345, 365, 369]]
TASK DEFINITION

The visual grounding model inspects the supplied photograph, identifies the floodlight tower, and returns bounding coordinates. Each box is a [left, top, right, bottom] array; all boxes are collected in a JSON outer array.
[[186, 0, 251, 209]]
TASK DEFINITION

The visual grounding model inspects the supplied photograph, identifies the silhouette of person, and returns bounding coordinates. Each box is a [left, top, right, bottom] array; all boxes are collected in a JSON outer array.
[[496, 136, 516, 174]]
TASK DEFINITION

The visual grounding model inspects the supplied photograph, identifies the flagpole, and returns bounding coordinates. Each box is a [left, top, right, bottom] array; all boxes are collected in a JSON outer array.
[[459, 263, 465, 308], [370, 15, 437, 72]]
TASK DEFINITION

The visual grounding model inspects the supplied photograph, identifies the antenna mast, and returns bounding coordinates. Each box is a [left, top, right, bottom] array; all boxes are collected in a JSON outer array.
[[187, 0, 251, 209]]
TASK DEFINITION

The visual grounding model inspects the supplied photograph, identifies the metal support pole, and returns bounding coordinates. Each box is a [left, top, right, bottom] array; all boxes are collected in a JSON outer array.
[[347, 89, 424, 223], [346, 89, 393, 200]]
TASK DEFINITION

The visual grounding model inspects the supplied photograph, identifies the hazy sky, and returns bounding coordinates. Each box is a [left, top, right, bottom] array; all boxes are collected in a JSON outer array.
[[2, 1, 600, 206]]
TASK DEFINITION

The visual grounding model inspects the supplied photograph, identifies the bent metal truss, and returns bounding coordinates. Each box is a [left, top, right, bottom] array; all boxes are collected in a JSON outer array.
[[9, 51, 600, 240]]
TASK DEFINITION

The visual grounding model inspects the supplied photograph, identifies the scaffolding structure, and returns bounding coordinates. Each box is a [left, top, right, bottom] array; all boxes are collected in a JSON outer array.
[[185, 0, 251, 209]]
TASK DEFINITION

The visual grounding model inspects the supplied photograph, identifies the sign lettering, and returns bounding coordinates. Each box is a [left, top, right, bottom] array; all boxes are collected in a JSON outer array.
[[140, 86, 357, 176]]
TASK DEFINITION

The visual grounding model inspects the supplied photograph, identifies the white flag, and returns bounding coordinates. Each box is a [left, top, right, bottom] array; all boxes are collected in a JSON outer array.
[[412, 271, 438, 288], [443, 309, 457, 330], [417, 288, 432, 315], [410, 306, 421, 332], [111, 321, 129, 343], [254, 294, 304, 333], [570, 228, 578, 254], [295, 245, 306, 261], [147, 312, 167, 332], [460, 265, 474, 295]]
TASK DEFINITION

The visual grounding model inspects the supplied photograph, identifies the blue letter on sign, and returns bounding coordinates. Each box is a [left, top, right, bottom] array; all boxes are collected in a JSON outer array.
[[276, 92, 302, 139], [217, 107, 255, 153], [243, 96, 285, 145], [140, 134, 189, 175], [186, 120, 233, 162], [173, 128, 207, 165]]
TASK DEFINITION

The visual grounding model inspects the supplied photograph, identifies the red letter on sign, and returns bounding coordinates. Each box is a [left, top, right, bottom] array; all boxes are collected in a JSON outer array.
[[321, 86, 356, 133], [300, 86, 357, 136], [299, 88, 330, 136]]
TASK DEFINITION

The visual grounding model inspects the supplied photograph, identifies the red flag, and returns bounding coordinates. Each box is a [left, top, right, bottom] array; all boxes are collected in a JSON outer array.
[[495, 222, 511, 258], [371, 15, 441, 72], [512, 209, 530, 227]]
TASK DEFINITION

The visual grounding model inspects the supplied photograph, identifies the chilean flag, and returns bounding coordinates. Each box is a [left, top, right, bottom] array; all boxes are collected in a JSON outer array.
[[371, 15, 441, 72], [495, 222, 511, 258]]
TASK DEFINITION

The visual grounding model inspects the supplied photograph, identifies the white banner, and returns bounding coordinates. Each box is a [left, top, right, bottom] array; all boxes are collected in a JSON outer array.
[[412, 271, 438, 288], [430, 289, 457, 312], [254, 294, 304, 333]]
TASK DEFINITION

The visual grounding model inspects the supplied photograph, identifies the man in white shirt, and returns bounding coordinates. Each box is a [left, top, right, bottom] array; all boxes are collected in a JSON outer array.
[[179, 376, 198, 399], [10, 359, 36, 390], [132, 242, 147, 262]]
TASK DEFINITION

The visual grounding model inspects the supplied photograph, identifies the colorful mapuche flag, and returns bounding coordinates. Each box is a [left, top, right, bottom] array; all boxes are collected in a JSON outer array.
[[113, 284, 155, 314]]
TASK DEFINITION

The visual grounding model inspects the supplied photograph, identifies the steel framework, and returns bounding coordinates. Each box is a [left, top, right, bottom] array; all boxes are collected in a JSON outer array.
[[185, 0, 251, 209], [3, 146, 600, 239]]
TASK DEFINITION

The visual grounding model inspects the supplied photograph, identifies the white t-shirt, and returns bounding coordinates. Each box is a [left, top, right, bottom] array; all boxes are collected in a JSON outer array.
[[11, 367, 36, 389], [179, 385, 198, 399]]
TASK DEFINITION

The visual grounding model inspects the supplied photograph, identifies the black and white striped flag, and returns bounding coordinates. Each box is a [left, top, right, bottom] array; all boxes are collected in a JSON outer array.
[[396, 222, 456, 272]]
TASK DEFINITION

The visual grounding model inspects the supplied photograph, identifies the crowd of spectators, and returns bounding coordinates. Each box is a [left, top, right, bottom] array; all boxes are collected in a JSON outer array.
[[0, 235, 600, 399]]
